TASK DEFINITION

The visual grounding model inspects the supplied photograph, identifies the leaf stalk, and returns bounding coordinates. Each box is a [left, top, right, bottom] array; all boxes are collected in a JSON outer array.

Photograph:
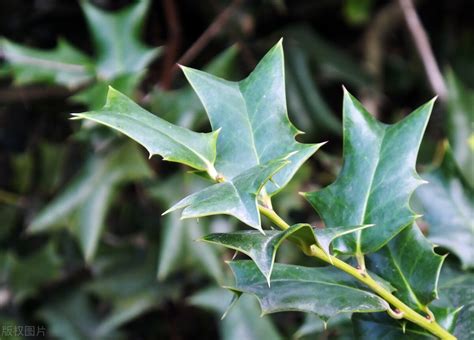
[[257, 205, 456, 340]]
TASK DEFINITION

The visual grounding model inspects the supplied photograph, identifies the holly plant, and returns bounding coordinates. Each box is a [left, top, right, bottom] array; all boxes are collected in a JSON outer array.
[[73, 40, 463, 339]]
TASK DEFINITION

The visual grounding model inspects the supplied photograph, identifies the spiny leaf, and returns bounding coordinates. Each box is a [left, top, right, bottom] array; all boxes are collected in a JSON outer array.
[[353, 309, 460, 340], [227, 260, 389, 321], [73, 87, 219, 173], [415, 142, 474, 269], [0, 38, 93, 87], [445, 70, 474, 188], [201, 223, 371, 284], [80, 0, 160, 79], [28, 143, 151, 261], [366, 224, 445, 311], [305, 89, 433, 254], [182, 39, 323, 195], [165, 159, 289, 231]]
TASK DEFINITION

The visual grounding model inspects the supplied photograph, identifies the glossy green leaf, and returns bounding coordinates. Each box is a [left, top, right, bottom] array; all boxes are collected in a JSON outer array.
[[305, 90, 433, 254], [414, 144, 474, 269], [80, 0, 160, 79], [435, 265, 474, 339], [352, 310, 459, 340], [202, 223, 371, 284], [165, 159, 289, 231], [366, 224, 445, 311], [28, 142, 151, 261], [227, 260, 389, 321], [190, 287, 282, 340], [182, 40, 323, 195], [445, 71, 474, 187], [73, 87, 219, 172], [0, 38, 93, 87]]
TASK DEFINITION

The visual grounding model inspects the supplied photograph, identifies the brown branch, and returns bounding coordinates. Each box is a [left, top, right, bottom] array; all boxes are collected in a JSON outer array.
[[361, 2, 403, 116], [398, 0, 447, 100], [160, 0, 182, 90], [175, 0, 242, 68]]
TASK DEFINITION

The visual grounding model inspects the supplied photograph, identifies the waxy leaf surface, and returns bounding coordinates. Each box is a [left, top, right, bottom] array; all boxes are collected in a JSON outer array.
[[165, 160, 289, 231], [415, 145, 474, 269], [202, 223, 371, 283], [366, 224, 445, 311], [306, 90, 432, 254], [73, 88, 219, 172], [182, 40, 323, 194], [227, 260, 388, 321]]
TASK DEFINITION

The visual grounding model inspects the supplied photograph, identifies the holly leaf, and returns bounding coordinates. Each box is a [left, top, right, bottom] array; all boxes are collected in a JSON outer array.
[[164, 159, 289, 231], [414, 143, 474, 269], [353, 309, 460, 340], [305, 89, 433, 254], [201, 223, 372, 284], [1, 0, 160, 100], [80, 0, 160, 79], [366, 224, 445, 312], [445, 70, 474, 187], [226, 260, 388, 321], [0, 38, 93, 87], [182, 40, 323, 195], [27, 142, 152, 261], [72, 87, 219, 173]]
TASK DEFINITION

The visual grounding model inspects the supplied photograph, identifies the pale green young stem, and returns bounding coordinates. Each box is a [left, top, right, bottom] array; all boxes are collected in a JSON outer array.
[[258, 205, 456, 340]]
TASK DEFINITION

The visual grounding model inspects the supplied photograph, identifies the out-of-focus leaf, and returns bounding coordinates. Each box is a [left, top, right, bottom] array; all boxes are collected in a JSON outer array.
[[343, 0, 375, 25], [305, 90, 432, 254], [414, 144, 474, 269], [148, 174, 226, 282], [283, 24, 371, 87], [285, 42, 341, 135], [445, 71, 474, 187], [366, 224, 445, 311], [85, 246, 175, 335], [38, 290, 123, 340], [150, 45, 240, 128], [189, 287, 282, 340], [71, 73, 143, 110], [182, 40, 323, 195], [165, 159, 289, 231], [227, 260, 388, 321], [8, 243, 62, 302], [28, 142, 152, 261], [202, 223, 371, 284], [0, 38, 93, 87], [80, 0, 160, 79], [73, 88, 219, 173]]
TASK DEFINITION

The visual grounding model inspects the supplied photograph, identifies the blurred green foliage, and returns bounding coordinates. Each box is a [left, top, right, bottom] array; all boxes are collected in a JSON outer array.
[[0, 0, 472, 339]]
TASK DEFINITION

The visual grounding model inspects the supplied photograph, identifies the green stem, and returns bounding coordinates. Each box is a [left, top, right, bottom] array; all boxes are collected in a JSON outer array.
[[258, 205, 456, 340]]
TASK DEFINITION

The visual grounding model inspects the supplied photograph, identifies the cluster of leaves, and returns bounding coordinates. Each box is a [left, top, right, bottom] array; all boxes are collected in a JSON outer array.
[[0, 0, 472, 339]]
